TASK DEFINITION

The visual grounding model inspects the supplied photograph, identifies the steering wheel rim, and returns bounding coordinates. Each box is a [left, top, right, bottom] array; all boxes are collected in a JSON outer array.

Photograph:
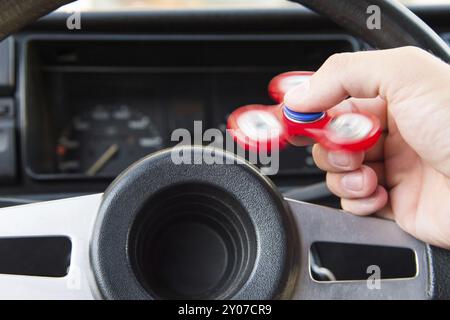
[[0, 0, 448, 300], [294, 0, 450, 62]]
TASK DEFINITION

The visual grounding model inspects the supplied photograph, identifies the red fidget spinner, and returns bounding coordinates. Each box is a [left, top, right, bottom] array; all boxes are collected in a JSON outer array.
[[227, 71, 381, 153]]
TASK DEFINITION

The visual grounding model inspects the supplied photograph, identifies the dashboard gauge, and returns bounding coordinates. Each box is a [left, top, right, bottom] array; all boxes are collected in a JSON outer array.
[[56, 105, 163, 177]]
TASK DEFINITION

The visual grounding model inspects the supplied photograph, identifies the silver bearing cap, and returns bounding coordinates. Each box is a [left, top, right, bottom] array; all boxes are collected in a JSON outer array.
[[327, 113, 374, 142]]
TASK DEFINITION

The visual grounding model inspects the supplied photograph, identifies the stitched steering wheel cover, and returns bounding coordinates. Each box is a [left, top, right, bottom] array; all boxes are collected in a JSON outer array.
[[90, 147, 298, 300]]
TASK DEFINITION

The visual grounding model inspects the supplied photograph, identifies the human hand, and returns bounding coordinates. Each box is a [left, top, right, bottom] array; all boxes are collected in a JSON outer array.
[[284, 47, 450, 249]]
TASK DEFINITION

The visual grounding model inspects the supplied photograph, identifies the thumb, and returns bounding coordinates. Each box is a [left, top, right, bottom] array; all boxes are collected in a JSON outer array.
[[283, 48, 421, 113]]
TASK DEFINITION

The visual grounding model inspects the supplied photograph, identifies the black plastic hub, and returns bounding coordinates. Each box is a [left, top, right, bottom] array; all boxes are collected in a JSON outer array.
[[90, 146, 298, 300]]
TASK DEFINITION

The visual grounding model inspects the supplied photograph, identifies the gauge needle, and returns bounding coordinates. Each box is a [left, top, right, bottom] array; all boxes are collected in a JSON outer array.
[[86, 144, 119, 177]]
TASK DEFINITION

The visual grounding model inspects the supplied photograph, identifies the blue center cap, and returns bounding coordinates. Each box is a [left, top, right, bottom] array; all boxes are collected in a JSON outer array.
[[283, 105, 325, 123]]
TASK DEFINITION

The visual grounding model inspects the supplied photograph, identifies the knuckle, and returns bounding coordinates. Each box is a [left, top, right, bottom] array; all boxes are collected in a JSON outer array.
[[324, 52, 352, 69], [396, 46, 430, 62], [399, 46, 425, 56]]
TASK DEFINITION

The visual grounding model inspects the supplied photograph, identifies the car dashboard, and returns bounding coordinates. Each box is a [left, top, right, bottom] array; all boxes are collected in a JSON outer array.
[[0, 6, 449, 208]]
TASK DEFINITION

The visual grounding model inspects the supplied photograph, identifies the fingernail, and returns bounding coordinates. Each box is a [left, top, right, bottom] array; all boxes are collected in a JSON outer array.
[[342, 172, 364, 192], [328, 151, 351, 168], [284, 80, 310, 110]]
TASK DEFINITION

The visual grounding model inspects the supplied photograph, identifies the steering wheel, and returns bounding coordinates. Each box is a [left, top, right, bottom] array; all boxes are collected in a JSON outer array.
[[0, 0, 449, 300]]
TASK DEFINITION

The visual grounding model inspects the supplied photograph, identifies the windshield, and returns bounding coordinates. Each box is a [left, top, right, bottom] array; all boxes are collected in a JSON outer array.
[[60, 0, 450, 12]]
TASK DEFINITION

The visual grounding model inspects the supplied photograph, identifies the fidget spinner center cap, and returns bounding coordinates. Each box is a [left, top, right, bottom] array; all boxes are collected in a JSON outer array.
[[283, 105, 325, 123]]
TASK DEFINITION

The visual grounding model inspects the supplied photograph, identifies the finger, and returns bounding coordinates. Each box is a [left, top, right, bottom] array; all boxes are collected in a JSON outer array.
[[365, 161, 386, 187], [312, 144, 364, 173], [341, 186, 389, 216], [365, 133, 386, 162], [326, 165, 378, 199], [312, 135, 386, 173], [283, 48, 431, 113]]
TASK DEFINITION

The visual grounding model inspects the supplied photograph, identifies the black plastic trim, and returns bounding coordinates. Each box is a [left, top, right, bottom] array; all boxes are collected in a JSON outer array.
[[18, 33, 358, 182]]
